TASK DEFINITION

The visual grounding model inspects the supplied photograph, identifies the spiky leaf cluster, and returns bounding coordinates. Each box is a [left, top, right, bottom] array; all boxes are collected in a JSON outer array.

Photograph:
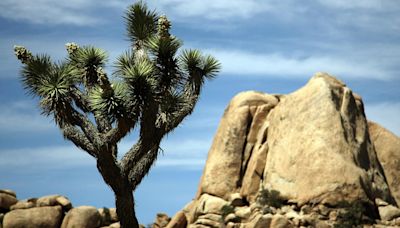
[[14, 0, 220, 149]]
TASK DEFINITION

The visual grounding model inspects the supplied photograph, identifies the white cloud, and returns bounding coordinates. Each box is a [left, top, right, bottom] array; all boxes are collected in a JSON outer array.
[[118, 138, 211, 169], [0, 137, 212, 170], [0, 101, 54, 133], [148, 0, 272, 21], [0, 0, 99, 25], [316, 0, 397, 10], [207, 49, 393, 80], [365, 102, 400, 136], [0, 145, 93, 169]]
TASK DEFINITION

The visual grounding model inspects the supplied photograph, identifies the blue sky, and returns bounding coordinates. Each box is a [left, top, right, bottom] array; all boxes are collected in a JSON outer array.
[[0, 0, 399, 224]]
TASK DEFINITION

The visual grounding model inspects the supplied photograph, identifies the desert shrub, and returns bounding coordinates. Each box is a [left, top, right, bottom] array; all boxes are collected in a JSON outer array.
[[220, 204, 241, 225], [257, 187, 285, 209], [221, 204, 235, 220], [334, 200, 366, 228]]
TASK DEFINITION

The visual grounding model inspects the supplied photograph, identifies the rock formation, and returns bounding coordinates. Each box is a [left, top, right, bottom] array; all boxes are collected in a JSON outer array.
[[166, 73, 400, 228]]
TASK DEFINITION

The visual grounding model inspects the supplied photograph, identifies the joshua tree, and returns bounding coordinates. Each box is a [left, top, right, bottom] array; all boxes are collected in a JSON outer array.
[[14, 2, 220, 227]]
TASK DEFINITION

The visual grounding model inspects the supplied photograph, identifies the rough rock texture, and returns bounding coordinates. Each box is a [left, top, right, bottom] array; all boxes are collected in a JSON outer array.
[[378, 204, 400, 221], [152, 213, 171, 228], [37, 195, 72, 210], [98, 207, 118, 226], [263, 73, 390, 205], [0, 190, 16, 198], [368, 121, 400, 206], [197, 91, 279, 200], [10, 199, 36, 210], [3, 206, 62, 228], [61, 206, 101, 228], [166, 211, 187, 228]]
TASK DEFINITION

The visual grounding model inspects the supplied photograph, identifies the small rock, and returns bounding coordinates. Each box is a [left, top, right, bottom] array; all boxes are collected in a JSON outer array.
[[98, 207, 118, 226], [317, 204, 330, 216], [226, 221, 237, 228], [195, 218, 221, 227], [378, 205, 400, 221], [166, 211, 187, 228], [36, 194, 72, 210], [249, 203, 261, 213], [153, 213, 170, 228], [10, 200, 35, 210], [197, 194, 227, 215], [395, 217, 400, 226], [271, 214, 292, 228], [198, 213, 221, 222], [375, 198, 389, 207], [292, 217, 300, 226], [300, 205, 311, 215], [328, 210, 338, 221], [280, 205, 292, 214], [235, 207, 251, 219], [247, 213, 272, 228], [285, 211, 300, 219], [224, 213, 239, 223], [0, 193, 17, 211], [109, 222, 120, 228], [0, 190, 16, 198], [56, 196, 72, 210]]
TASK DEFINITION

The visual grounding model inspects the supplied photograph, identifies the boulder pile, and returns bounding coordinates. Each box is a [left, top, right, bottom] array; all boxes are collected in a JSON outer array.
[[0, 190, 119, 228], [165, 73, 400, 228]]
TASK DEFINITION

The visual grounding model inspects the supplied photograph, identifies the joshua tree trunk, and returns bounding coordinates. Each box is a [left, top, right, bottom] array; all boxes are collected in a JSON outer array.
[[96, 148, 140, 227], [116, 188, 139, 228]]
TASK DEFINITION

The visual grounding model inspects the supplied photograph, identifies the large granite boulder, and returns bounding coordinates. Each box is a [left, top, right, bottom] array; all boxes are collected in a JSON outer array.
[[262, 73, 391, 206], [182, 73, 399, 227], [197, 91, 279, 200], [3, 206, 62, 228]]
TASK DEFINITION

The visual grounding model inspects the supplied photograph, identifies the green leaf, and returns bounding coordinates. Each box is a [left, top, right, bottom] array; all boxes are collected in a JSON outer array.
[[147, 35, 182, 59], [114, 50, 136, 76], [70, 46, 108, 68], [69, 46, 108, 88], [20, 54, 53, 96], [121, 58, 158, 102], [202, 55, 221, 79], [125, 1, 158, 46], [89, 81, 135, 122], [156, 90, 191, 127], [179, 49, 202, 73]]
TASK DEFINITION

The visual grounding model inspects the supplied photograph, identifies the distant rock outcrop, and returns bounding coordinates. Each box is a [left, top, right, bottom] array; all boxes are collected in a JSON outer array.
[[166, 73, 400, 228]]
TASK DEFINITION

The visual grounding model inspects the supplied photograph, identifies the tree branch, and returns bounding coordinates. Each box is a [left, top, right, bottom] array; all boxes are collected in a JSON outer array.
[[62, 124, 97, 157], [71, 110, 102, 148], [70, 87, 91, 113], [160, 77, 201, 133], [105, 117, 136, 145]]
